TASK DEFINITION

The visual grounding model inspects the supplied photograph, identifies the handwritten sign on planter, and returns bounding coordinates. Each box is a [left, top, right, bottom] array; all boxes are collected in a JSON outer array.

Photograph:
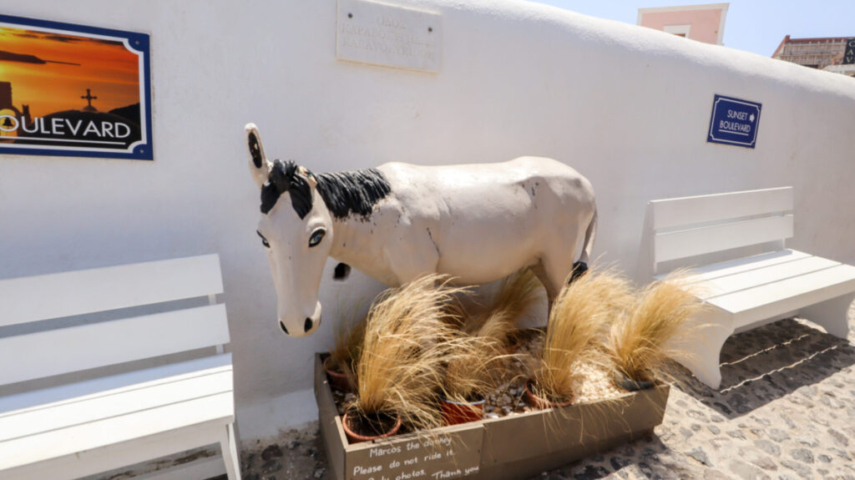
[[336, 0, 441, 73], [707, 95, 762, 149], [347, 427, 484, 480]]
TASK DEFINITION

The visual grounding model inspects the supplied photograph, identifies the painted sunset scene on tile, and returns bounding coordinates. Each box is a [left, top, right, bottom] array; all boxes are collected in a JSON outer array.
[[0, 25, 142, 149]]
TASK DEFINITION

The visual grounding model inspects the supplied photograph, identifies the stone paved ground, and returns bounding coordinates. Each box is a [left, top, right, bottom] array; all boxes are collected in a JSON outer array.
[[234, 309, 855, 480]]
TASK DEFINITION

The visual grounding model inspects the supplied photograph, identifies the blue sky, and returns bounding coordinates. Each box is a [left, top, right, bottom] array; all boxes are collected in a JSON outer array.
[[529, 1, 855, 57]]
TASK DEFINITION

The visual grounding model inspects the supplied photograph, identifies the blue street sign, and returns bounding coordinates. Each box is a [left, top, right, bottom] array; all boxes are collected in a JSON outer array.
[[707, 95, 762, 149]]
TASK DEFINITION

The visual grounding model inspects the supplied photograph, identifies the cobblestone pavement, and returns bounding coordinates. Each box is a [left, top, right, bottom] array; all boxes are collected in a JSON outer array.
[[234, 310, 855, 480]]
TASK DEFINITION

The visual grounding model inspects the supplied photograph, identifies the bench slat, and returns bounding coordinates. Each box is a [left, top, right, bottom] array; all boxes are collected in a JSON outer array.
[[709, 264, 855, 326], [0, 364, 232, 443], [0, 391, 233, 471], [651, 187, 793, 230], [655, 214, 793, 264], [664, 250, 811, 283], [0, 304, 230, 386], [700, 256, 841, 299], [0, 354, 232, 415], [0, 254, 223, 327]]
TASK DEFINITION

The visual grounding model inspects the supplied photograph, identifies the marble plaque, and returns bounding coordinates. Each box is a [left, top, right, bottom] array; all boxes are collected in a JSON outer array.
[[336, 0, 441, 73]]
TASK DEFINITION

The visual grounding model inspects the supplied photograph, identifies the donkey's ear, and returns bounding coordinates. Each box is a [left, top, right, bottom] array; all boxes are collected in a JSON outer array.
[[245, 123, 271, 188]]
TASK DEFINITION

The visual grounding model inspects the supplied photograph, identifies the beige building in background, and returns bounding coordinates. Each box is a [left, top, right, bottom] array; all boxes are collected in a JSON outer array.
[[772, 36, 855, 77]]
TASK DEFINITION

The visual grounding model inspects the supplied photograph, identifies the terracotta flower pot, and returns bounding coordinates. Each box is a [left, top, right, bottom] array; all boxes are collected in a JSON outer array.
[[342, 412, 402, 444], [524, 379, 574, 409], [613, 371, 655, 392], [441, 397, 485, 425], [323, 357, 356, 392]]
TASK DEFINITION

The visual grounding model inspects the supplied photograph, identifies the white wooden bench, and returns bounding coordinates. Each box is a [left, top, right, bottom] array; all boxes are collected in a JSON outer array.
[[648, 187, 855, 389], [0, 254, 241, 480]]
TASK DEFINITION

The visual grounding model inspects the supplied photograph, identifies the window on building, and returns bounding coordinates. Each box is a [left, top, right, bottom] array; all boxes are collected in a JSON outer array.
[[663, 25, 692, 39]]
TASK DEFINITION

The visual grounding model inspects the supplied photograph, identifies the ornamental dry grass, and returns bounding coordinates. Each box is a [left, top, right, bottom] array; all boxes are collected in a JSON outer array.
[[605, 272, 705, 383], [327, 311, 366, 388], [461, 270, 543, 336], [445, 271, 542, 403], [533, 269, 633, 404], [352, 274, 465, 433]]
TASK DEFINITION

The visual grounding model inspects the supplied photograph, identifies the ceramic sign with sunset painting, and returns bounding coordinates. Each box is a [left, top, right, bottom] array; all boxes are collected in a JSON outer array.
[[0, 15, 152, 160]]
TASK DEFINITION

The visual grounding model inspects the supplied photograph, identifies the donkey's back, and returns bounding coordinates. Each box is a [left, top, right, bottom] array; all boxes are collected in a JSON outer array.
[[376, 157, 596, 292]]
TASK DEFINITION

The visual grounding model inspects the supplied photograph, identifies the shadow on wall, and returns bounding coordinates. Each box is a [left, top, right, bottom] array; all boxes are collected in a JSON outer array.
[[670, 318, 855, 418]]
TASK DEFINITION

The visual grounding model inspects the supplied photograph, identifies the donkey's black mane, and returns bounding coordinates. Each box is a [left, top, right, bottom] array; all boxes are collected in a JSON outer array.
[[260, 160, 391, 220], [315, 169, 391, 220]]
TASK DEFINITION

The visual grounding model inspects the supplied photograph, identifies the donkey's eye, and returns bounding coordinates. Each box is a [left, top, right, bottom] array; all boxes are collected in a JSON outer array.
[[256, 230, 270, 248], [309, 229, 325, 248]]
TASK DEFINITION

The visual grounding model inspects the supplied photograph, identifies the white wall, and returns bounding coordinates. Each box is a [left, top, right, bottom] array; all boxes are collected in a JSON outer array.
[[2, 0, 854, 440]]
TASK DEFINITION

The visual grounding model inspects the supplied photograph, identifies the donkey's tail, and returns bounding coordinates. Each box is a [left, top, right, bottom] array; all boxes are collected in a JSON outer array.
[[578, 207, 598, 265], [568, 207, 597, 284]]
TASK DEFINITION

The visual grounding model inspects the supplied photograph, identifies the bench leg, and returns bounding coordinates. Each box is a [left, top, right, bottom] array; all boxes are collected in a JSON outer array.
[[221, 423, 241, 480], [667, 310, 733, 390], [799, 293, 854, 339]]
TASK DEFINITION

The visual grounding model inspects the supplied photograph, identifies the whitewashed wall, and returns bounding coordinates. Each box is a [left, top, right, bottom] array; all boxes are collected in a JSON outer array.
[[1, 0, 854, 440]]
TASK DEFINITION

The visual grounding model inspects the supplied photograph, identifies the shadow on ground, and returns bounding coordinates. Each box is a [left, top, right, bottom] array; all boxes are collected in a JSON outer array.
[[671, 318, 855, 419], [525, 433, 704, 480]]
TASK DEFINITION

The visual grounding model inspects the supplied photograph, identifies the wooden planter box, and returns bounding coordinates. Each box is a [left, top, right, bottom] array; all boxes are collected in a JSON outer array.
[[314, 354, 669, 480]]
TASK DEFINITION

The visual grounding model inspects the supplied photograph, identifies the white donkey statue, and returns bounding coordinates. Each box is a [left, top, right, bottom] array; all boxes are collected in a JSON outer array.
[[246, 124, 598, 337]]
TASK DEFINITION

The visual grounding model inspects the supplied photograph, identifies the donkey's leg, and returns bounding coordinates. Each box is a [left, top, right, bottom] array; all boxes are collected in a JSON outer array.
[[540, 252, 578, 298], [539, 219, 588, 293], [535, 249, 581, 324], [530, 261, 558, 318], [530, 261, 557, 304]]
